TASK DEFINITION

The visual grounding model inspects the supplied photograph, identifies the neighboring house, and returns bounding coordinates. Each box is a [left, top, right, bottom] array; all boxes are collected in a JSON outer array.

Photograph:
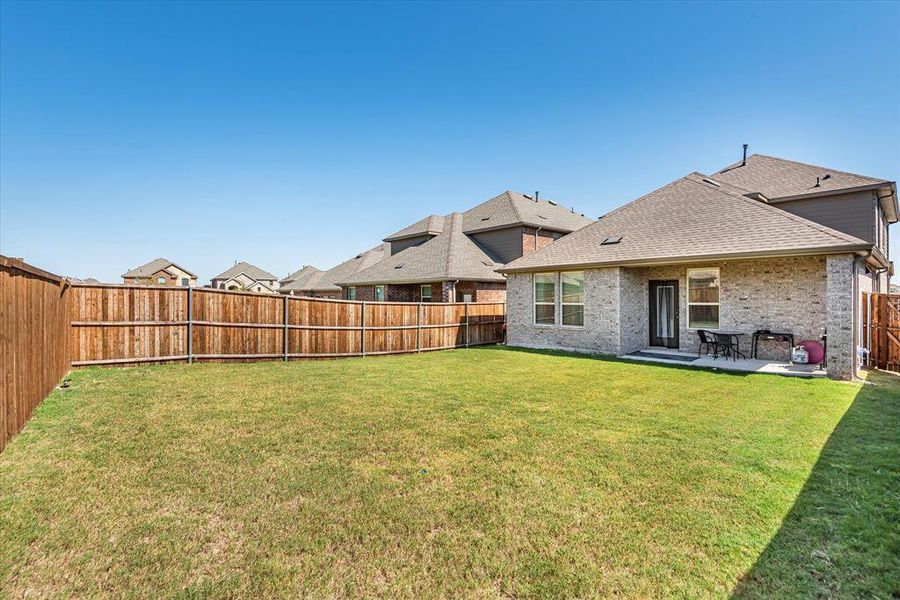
[[280, 244, 388, 299], [338, 191, 593, 302], [500, 155, 896, 380], [210, 262, 280, 293], [121, 258, 197, 287]]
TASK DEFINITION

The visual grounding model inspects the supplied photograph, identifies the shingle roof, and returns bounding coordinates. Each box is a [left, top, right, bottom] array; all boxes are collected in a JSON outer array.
[[286, 244, 390, 292], [211, 261, 279, 282], [384, 215, 446, 241], [279, 266, 325, 291], [502, 173, 870, 273], [341, 213, 505, 285], [462, 191, 593, 234], [121, 258, 196, 278], [714, 154, 890, 200]]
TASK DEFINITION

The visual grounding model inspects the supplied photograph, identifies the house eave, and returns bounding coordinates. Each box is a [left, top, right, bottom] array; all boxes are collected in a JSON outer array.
[[463, 222, 580, 236], [337, 276, 506, 287], [499, 245, 873, 274]]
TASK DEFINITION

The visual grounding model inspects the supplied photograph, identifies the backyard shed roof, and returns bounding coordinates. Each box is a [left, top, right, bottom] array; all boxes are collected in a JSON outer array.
[[501, 172, 871, 273], [341, 213, 505, 285], [121, 258, 196, 278], [212, 261, 279, 282]]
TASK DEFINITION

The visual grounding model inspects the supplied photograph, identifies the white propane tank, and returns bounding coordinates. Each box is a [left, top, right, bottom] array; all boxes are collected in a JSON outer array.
[[791, 345, 809, 364]]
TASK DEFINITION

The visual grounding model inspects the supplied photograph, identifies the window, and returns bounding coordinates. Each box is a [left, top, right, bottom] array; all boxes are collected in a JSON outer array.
[[687, 268, 720, 329], [534, 273, 556, 325], [180, 278, 189, 287], [374, 285, 385, 302], [420, 284, 432, 302], [347, 287, 356, 300], [157, 276, 166, 285], [561, 271, 585, 326]]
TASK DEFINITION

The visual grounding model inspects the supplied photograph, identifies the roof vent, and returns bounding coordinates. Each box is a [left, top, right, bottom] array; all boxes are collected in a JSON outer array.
[[534, 191, 540, 202], [538, 214, 548, 220], [702, 177, 720, 187], [601, 236, 622, 245], [394, 263, 404, 269], [548, 200, 557, 206], [481, 260, 494, 266], [481, 216, 490, 221]]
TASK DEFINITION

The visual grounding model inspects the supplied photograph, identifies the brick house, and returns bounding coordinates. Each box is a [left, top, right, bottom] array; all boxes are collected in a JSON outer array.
[[501, 155, 896, 380], [210, 262, 280, 293], [279, 244, 387, 299], [338, 191, 593, 302], [122, 258, 197, 287]]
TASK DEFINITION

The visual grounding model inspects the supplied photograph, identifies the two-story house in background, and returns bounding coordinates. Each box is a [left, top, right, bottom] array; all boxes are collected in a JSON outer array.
[[210, 261, 281, 293], [122, 258, 198, 287]]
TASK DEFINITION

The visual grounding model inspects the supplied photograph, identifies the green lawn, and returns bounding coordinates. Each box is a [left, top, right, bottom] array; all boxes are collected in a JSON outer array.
[[1, 347, 897, 598]]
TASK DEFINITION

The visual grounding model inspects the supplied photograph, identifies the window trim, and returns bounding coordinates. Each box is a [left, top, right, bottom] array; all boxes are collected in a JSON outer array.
[[420, 284, 432, 302], [347, 286, 356, 301], [533, 272, 557, 326], [560, 270, 585, 328], [157, 276, 167, 285], [686, 267, 720, 330], [374, 285, 386, 302]]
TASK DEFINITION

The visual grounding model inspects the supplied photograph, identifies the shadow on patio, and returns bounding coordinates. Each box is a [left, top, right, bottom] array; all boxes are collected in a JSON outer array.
[[730, 370, 900, 598]]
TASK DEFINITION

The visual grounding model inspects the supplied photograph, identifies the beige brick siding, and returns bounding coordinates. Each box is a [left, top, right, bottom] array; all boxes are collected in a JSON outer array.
[[507, 255, 856, 379]]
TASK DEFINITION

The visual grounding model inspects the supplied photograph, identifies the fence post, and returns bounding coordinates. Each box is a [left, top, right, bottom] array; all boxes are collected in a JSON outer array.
[[464, 301, 469, 348], [416, 303, 422, 352], [187, 286, 193, 364], [361, 301, 366, 357], [283, 295, 289, 362]]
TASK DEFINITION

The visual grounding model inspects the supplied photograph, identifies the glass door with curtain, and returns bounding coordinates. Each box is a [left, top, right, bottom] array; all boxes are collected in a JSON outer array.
[[649, 280, 679, 348]]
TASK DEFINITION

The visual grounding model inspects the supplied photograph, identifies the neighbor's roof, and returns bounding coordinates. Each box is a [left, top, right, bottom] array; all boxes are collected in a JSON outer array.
[[122, 258, 196, 278], [714, 154, 891, 201], [341, 213, 505, 285], [212, 261, 278, 281], [289, 243, 390, 292], [383, 191, 593, 242], [462, 190, 593, 234], [384, 215, 446, 241], [281, 265, 319, 285], [501, 172, 870, 273], [279, 266, 327, 292]]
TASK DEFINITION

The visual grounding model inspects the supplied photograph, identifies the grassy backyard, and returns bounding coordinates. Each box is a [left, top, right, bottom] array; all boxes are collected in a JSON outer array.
[[1, 347, 897, 598]]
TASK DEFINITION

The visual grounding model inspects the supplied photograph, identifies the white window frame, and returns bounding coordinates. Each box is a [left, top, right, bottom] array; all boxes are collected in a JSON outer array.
[[420, 284, 432, 302], [686, 267, 720, 330], [157, 276, 166, 285], [533, 273, 557, 326], [347, 286, 356, 300], [560, 271, 585, 328], [374, 285, 386, 302]]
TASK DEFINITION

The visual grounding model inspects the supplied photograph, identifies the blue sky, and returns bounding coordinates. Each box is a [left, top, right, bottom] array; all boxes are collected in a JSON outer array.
[[1, 1, 898, 283]]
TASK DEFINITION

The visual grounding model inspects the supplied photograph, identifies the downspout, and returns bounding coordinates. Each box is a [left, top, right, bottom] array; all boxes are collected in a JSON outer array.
[[534, 225, 542, 253]]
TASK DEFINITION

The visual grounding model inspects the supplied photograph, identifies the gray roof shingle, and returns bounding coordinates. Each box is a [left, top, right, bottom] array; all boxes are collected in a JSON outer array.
[[384, 215, 446, 241], [341, 213, 505, 285], [502, 172, 870, 273], [279, 266, 325, 291], [122, 258, 196, 278], [211, 261, 279, 282], [714, 154, 890, 200]]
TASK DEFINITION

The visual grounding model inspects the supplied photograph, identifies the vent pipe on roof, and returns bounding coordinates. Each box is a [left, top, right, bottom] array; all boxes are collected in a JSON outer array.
[[742, 143, 748, 166], [815, 176, 821, 187], [534, 191, 539, 202]]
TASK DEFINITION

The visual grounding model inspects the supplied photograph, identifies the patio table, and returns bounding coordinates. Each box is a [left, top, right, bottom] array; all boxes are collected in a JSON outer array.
[[714, 331, 747, 360]]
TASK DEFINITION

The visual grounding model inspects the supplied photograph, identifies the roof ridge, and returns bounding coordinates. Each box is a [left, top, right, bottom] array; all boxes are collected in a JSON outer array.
[[682, 176, 867, 245], [444, 212, 463, 279], [506, 190, 525, 223]]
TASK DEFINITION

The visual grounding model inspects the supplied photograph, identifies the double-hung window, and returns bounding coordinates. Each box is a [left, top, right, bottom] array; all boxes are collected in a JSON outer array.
[[534, 273, 556, 325], [687, 268, 720, 329], [374, 285, 386, 302], [420, 285, 432, 302], [561, 272, 585, 326], [347, 287, 356, 300]]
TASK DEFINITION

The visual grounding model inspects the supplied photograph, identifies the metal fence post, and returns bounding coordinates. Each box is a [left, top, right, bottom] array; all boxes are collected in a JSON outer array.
[[187, 286, 193, 364], [283, 295, 289, 362], [465, 301, 469, 348], [361, 301, 366, 357]]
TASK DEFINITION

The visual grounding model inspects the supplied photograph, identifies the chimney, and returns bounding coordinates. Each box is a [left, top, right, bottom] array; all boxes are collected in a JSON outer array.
[[742, 143, 748, 166]]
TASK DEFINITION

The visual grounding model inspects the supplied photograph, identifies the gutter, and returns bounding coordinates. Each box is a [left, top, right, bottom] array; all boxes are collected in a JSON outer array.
[[498, 244, 874, 274]]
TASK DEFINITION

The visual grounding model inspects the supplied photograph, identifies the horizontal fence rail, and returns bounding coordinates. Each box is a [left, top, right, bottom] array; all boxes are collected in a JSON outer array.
[[1, 257, 72, 452], [68, 284, 506, 366]]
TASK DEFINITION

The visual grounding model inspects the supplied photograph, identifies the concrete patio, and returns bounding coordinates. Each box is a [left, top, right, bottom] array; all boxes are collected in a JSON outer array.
[[623, 348, 827, 378]]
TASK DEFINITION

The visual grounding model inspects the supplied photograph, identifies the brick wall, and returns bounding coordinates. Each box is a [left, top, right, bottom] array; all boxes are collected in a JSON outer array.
[[521, 227, 560, 256], [507, 255, 855, 378]]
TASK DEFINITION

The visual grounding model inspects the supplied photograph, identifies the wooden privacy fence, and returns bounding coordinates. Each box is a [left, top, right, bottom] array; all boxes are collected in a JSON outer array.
[[69, 284, 506, 366], [0, 257, 72, 452], [863, 292, 900, 373]]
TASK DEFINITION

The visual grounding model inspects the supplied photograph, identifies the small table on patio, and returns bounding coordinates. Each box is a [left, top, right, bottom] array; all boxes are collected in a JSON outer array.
[[751, 331, 794, 360], [714, 331, 747, 360]]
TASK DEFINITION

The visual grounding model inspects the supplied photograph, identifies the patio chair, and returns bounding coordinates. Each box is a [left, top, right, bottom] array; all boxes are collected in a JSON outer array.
[[696, 330, 721, 358], [714, 333, 746, 362]]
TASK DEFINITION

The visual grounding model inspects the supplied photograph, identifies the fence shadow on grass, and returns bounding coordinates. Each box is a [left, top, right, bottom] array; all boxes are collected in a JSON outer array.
[[730, 371, 900, 598]]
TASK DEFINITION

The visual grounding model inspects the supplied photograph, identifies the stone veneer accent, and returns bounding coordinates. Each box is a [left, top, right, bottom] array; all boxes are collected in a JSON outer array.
[[506, 254, 856, 379]]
